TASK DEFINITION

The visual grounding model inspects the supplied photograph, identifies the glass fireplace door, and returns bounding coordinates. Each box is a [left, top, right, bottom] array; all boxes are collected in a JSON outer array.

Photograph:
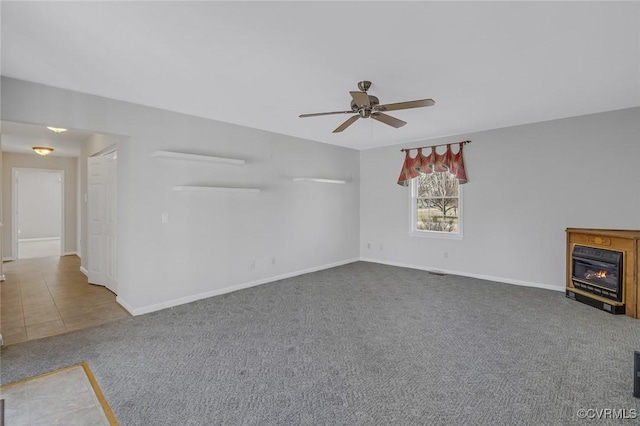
[[571, 245, 623, 302]]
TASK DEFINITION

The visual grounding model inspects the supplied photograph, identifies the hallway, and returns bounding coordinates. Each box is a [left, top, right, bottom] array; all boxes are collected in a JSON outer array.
[[0, 255, 129, 346]]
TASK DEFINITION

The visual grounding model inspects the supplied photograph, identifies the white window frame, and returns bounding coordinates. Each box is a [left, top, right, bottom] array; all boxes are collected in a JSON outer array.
[[409, 174, 463, 240]]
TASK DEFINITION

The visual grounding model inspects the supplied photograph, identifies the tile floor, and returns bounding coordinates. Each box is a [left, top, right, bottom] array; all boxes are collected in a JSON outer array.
[[0, 255, 130, 346], [0, 361, 118, 425]]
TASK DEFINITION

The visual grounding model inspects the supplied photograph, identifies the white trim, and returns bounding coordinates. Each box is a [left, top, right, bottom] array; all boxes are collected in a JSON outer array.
[[359, 257, 564, 293], [292, 177, 346, 184], [114, 297, 136, 315], [12, 169, 17, 260], [173, 186, 261, 194], [80, 266, 89, 277], [90, 144, 117, 158], [18, 237, 61, 242], [77, 156, 82, 262], [3, 257, 16, 262], [151, 150, 245, 165], [118, 257, 360, 316], [408, 230, 463, 240], [63, 251, 78, 256]]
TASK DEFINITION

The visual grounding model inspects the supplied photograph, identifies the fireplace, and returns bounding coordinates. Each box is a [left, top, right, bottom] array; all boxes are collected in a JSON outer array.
[[566, 228, 640, 318], [571, 245, 623, 303]]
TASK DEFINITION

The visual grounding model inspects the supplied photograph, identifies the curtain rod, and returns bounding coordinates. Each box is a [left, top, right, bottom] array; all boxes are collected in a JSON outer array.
[[400, 140, 471, 152]]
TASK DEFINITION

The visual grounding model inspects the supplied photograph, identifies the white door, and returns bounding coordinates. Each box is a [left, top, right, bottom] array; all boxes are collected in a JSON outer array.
[[104, 152, 117, 293], [87, 157, 106, 286], [13, 169, 64, 260], [87, 152, 118, 292]]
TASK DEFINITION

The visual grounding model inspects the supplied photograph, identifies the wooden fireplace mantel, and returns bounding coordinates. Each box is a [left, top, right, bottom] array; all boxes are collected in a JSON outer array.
[[566, 228, 640, 319]]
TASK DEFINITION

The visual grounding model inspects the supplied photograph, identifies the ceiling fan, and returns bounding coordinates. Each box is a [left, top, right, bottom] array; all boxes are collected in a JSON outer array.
[[299, 80, 435, 133]]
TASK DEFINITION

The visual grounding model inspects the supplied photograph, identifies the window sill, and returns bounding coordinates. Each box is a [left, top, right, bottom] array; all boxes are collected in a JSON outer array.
[[409, 231, 463, 240]]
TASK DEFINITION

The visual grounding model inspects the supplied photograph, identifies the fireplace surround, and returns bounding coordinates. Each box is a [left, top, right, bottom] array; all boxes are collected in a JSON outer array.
[[566, 228, 640, 318]]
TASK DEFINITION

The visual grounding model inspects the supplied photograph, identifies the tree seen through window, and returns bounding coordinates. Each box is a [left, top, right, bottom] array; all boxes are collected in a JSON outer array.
[[415, 172, 460, 233]]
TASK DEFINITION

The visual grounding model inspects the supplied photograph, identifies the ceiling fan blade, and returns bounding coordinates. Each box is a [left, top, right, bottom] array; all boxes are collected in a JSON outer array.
[[371, 112, 406, 128], [332, 115, 360, 133], [349, 91, 370, 108], [376, 98, 435, 112], [299, 110, 354, 118]]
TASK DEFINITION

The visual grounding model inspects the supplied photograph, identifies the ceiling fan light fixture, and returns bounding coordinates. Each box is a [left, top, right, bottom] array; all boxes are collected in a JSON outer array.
[[46, 126, 67, 133], [33, 146, 54, 156]]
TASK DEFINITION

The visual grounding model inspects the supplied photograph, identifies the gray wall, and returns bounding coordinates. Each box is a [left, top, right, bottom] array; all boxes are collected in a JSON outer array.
[[2, 152, 78, 258], [16, 169, 62, 240], [1, 77, 360, 313], [360, 107, 640, 290], [9, 77, 632, 312]]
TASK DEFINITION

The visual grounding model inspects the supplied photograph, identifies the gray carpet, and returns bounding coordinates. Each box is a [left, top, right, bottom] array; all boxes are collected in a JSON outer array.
[[2, 262, 639, 425]]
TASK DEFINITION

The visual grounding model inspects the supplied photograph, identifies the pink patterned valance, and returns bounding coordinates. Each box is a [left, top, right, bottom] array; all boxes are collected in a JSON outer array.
[[397, 141, 469, 186]]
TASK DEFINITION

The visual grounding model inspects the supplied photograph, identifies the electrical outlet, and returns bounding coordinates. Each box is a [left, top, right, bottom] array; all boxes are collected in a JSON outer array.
[[161, 213, 169, 223], [271, 257, 276, 265], [249, 260, 255, 270], [379, 244, 384, 251], [443, 252, 449, 259], [367, 243, 371, 249]]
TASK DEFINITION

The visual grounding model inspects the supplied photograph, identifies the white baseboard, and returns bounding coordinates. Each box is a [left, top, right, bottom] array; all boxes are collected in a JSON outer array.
[[63, 251, 78, 257], [79, 266, 88, 277], [115, 297, 136, 316], [120, 257, 360, 316], [3, 256, 16, 262], [18, 237, 61, 242], [359, 257, 564, 293]]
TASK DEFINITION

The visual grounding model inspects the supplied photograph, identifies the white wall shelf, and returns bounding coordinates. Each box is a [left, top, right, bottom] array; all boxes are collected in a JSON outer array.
[[152, 150, 245, 165], [292, 177, 346, 185], [173, 186, 260, 194]]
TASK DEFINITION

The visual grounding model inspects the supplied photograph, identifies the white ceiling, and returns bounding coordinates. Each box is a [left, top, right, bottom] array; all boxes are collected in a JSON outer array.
[[1, 121, 92, 157], [1, 1, 639, 150]]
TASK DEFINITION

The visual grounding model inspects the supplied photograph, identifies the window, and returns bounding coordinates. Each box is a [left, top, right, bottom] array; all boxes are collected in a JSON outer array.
[[410, 171, 462, 238]]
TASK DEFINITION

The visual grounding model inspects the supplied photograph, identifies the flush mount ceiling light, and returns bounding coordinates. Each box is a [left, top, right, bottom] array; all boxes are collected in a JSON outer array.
[[46, 126, 67, 133], [33, 146, 54, 156]]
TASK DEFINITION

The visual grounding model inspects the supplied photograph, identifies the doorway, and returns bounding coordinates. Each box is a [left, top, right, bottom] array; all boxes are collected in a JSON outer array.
[[12, 168, 64, 260]]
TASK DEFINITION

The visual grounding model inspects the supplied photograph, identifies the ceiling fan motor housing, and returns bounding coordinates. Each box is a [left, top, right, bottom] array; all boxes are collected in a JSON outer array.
[[351, 95, 379, 118]]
